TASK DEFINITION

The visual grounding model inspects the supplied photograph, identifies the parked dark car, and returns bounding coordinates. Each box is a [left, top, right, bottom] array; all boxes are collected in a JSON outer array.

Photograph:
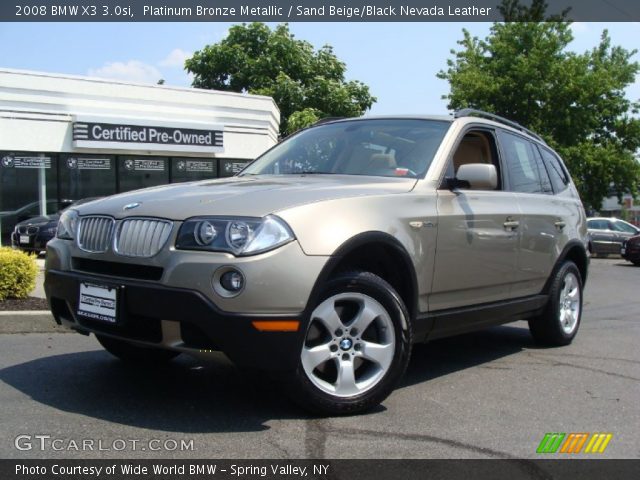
[[1, 200, 74, 247], [622, 235, 640, 266], [586, 217, 640, 256], [10, 198, 99, 254]]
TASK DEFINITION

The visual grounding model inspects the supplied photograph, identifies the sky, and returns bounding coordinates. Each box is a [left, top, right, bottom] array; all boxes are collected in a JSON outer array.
[[0, 21, 638, 115]]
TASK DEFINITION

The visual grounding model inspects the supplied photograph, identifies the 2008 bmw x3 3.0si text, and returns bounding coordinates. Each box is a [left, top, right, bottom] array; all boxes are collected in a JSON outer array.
[[45, 110, 589, 415]]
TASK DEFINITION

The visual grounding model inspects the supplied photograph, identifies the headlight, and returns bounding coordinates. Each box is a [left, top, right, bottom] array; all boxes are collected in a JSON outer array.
[[176, 215, 294, 256], [56, 209, 79, 240]]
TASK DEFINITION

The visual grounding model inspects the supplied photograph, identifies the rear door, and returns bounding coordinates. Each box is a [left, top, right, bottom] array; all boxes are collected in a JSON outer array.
[[496, 130, 561, 298]]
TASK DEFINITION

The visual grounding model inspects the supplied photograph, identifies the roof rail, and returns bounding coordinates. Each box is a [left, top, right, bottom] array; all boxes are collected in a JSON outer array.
[[312, 117, 345, 126], [454, 108, 545, 143]]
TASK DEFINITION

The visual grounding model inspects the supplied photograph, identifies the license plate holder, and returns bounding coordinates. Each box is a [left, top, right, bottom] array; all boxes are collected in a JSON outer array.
[[77, 282, 119, 324]]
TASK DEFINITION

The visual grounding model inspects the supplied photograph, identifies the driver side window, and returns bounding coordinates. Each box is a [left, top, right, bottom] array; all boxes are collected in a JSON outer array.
[[444, 129, 502, 190]]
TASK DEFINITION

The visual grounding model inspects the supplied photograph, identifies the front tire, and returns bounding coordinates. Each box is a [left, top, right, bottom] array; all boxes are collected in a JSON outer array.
[[96, 335, 179, 364], [286, 271, 412, 416], [529, 261, 583, 346]]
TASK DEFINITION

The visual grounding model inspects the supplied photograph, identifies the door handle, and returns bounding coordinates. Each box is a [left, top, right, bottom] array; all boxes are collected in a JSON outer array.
[[503, 218, 519, 230], [554, 221, 566, 230]]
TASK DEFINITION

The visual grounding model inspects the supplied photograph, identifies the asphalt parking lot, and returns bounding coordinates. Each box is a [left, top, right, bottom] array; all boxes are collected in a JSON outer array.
[[0, 258, 638, 459]]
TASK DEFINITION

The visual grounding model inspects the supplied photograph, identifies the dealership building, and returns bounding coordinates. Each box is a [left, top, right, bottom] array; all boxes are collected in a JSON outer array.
[[0, 68, 280, 243]]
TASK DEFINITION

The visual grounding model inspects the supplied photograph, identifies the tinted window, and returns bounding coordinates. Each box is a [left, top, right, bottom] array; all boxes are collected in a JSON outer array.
[[60, 154, 116, 200], [498, 131, 544, 193], [219, 159, 251, 177], [587, 220, 608, 230], [242, 119, 451, 179], [538, 147, 569, 193], [610, 221, 638, 234], [118, 156, 169, 193], [532, 146, 553, 194], [171, 158, 217, 183]]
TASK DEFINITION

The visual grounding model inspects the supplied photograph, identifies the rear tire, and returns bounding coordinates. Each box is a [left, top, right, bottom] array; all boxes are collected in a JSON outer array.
[[286, 271, 412, 416], [529, 261, 583, 346], [96, 335, 179, 364]]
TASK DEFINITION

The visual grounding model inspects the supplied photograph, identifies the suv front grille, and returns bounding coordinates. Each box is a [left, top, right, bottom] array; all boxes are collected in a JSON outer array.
[[16, 226, 39, 234], [114, 218, 173, 257], [76, 216, 172, 258], [77, 216, 115, 253]]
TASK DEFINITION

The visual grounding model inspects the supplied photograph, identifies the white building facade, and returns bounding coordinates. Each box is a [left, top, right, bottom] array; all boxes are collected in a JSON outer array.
[[0, 69, 280, 242]]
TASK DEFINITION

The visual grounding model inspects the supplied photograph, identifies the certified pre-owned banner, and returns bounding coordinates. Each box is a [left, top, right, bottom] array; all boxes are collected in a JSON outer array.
[[3, 0, 640, 22], [72, 118, 224, 153]]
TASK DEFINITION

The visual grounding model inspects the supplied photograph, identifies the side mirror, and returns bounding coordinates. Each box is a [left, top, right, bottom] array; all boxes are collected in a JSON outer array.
[[455, 164, 498, 190]]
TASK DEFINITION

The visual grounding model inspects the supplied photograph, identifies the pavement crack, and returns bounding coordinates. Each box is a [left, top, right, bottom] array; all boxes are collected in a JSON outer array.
[[539, 351, 640, 365], [526, 352, 640, 381]]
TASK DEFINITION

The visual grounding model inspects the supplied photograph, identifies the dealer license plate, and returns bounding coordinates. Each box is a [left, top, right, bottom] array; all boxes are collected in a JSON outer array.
[[19, 235, 30, 244], [77, 283, 118, 323]]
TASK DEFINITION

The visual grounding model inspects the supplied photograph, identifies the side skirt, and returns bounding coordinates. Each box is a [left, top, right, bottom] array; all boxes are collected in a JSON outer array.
[[413, 295, 548, 343]]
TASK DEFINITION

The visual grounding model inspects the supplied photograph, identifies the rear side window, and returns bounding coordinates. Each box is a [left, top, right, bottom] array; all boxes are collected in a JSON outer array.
[[587, 220, 608, 230], [538, 147, 570, 193], [498, 130, 545, 194], [532, 146, 553, 194]]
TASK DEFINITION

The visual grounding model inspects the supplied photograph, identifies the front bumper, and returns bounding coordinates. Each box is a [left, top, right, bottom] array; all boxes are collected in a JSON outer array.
[[622, 241, 640, 262], [11, 232, 52, 252], [45, 269, 307, 371]]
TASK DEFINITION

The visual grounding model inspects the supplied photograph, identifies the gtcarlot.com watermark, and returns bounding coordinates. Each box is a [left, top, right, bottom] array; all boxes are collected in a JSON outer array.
[[15, 434, 194, 452]]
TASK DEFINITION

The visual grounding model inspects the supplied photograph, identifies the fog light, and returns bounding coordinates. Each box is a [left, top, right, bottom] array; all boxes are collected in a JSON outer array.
[[220, 270, 244, 292]]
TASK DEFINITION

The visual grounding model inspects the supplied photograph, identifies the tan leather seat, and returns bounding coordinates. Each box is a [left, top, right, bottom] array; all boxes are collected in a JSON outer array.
[[368, 153, 397, 170], [453, 134, 490, 172]]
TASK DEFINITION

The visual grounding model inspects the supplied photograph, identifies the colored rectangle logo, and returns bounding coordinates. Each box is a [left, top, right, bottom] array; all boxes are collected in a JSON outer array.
[[538, 433, 612, 454]]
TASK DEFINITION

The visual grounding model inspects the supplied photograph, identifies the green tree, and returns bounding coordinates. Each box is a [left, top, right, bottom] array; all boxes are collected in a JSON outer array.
[[438, 0, 640, 210], [185, 23, 376, 135]]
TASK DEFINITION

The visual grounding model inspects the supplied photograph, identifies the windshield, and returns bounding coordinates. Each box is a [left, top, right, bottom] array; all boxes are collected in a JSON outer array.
[[241, 119, 451, 179], [611, 220, 639, 234]]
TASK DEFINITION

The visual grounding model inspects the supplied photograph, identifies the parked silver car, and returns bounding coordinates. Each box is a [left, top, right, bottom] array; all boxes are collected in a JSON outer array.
[[45, 110, 589, 415], [587, 217, 639, 256]]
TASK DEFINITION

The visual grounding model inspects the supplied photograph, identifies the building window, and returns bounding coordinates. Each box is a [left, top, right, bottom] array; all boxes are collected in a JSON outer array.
[[60, 154, 116, 201], [118, 156, 169, 193], [0, 152, 59, 244], [171, 157, 217, 183], [218, 158, 251, 177]]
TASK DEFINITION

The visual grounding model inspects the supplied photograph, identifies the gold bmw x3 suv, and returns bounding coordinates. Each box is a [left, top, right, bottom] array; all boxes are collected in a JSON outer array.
[[45, 110, 589, 415]]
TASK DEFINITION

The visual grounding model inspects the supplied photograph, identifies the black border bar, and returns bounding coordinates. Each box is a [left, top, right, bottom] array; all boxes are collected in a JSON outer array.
[[3, 459, 640, 480], [3, 1, 640, 22]]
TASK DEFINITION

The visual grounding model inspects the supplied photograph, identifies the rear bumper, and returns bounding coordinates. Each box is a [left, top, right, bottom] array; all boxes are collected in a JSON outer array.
[[45, 270, 305, 371]]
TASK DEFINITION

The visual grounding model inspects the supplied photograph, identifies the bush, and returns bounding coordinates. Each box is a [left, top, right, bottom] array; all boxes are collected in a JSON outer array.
[[0, 247, 38, 300]]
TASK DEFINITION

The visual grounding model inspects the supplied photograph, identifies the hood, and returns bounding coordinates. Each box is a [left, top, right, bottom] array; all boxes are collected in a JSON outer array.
[[76, 175, 417, 219], [15, 215, 60, 226]]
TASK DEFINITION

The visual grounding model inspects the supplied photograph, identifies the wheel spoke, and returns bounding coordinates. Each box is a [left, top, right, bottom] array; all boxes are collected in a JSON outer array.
[[335, 358, 359, 396], [568, 287, 579, 300], [350, 300, 384, 333], [559, 308, 567, 325], [312, 300, 343, 333], [360, 341, 394, 369], [301, 344, 333, 372]]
